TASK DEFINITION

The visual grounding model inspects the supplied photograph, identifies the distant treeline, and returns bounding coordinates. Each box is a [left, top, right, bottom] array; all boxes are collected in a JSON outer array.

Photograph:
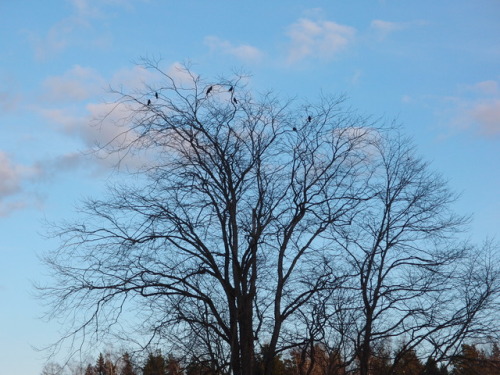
[[42, 341, 500, 375]]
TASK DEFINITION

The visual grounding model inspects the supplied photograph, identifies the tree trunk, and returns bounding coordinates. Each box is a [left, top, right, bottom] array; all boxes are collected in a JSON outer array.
[[239, 296, 255, 375]]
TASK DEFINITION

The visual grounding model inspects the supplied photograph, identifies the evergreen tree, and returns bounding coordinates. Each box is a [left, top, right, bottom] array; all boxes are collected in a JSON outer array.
[[105, 357, 117, 375], [369, 341, 391, 375], [96, 354, 106, 375], [451, 344, 488, 375], [422, 357, 441, 375], [490, 343, 500, 375], [143, 351, 166, 375], [184, 356, 216, 375], [85, 364, 96, 375], [392, 347, 423, 375], [165, 355, 182, 375], [438, 365, 449, 375], [120, 353, 136, 375]]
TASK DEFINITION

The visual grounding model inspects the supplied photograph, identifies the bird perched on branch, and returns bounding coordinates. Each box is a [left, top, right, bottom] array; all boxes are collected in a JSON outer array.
[[206, 86, 213, 96], [228, 86, 233, 92], [147, 99, 151, 106], [233, 97, 238, 104], [307, 115, 312, 123], [155, 92, 158, 99]]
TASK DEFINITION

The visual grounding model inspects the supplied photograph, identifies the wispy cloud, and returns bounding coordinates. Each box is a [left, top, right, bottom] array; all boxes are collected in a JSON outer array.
[[26, 15, 90, 61], [204, 36, 264, 63], [25, 0, 135, 60], [285, 17, 356, 63], [466, 80, 498, 96], [0, 75, 21, 112], [370, 19, 426, 40]]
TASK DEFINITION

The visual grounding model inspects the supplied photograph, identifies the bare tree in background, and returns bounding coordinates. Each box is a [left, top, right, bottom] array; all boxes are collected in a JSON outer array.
[[427, 240, 500, 365], [41, 62, 378, 375], [323, 133, 500, 374]]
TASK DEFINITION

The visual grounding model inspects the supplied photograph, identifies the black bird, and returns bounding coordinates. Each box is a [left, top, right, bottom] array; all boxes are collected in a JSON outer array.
[[233, 97, 238, 104], [155, 92, 158, 99], [228, 86, 233, 92], [206, 86, 213, 96], [147, 99, 151, 106], [292, 127, 297, 132], [307, 115, 312, 123]]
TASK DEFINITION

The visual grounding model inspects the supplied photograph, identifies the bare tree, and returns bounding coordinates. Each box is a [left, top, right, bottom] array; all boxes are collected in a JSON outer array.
[[41, 362, 66, 375], [426, 240, 500, 365], [323, 133, 499, 374], [41, 62, 379, 375]]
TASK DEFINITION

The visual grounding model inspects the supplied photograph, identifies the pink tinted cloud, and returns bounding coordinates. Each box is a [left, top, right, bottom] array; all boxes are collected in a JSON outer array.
[[0, 152, 22, 198], [447, 80, 500, 137], [467, 99, 500, 136], [0, 151, 43, 217], [42, 65, 105, 102], [0, 75, 22, 112]]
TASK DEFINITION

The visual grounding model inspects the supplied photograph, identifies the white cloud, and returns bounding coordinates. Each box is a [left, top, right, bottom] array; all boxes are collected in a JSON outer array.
[[371, 19, 404, 33], [204, 36, 264, 63], [286, 18, 356, 63], [40, 102, 133, 149], [110, 65, 162, 91], [36, 62, 205, 175], [39, 100, 149, 171]]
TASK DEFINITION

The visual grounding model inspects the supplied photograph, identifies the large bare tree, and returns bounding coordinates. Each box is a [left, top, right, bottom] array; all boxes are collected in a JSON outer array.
[[41, 63, 377, 375], [41, 63, 499, 375]]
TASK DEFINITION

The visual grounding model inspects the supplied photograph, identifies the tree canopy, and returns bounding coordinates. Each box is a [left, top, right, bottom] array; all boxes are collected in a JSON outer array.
[[40, 62, 500, 375]]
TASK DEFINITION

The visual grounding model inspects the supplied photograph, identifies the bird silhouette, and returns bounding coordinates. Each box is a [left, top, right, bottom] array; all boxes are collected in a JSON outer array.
[[228, 86, 233, 92], [233, 97, 238, 104], [147, 99, 151, 106], [307, 115, 312, 123], [155, 92, 158, 99], [206, 86, 213, 96], [292, 127, 297, 132]]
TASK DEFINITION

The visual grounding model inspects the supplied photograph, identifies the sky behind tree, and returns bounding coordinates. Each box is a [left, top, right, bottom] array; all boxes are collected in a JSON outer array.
[[0, 1, 499, 374]]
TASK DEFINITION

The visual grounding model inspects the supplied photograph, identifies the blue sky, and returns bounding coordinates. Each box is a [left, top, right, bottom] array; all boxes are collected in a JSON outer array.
[[0, 1, 499, 374]]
